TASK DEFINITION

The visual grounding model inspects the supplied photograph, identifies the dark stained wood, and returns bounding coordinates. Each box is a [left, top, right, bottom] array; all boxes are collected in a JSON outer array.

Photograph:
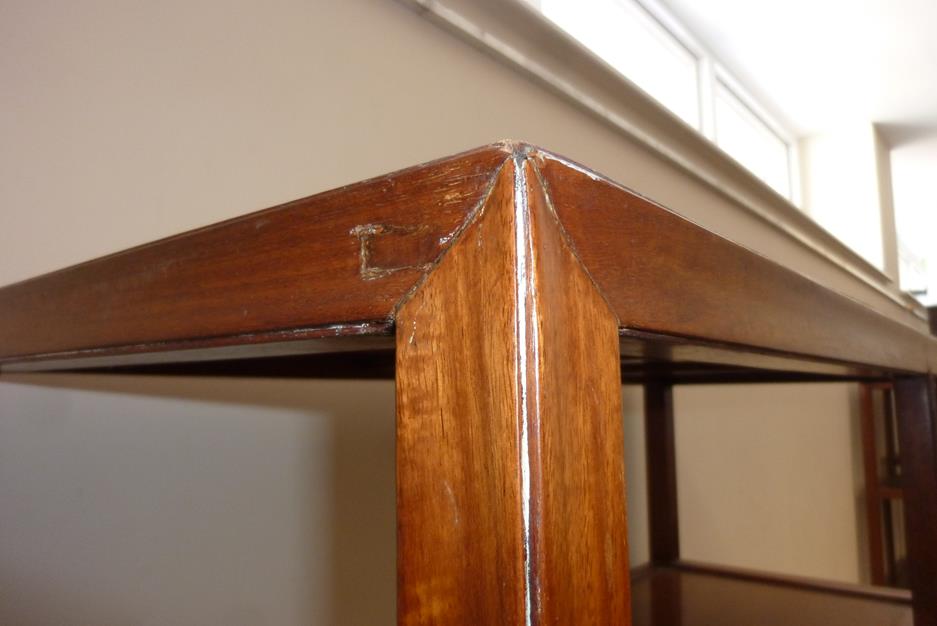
[[2, 141, 937, 378], [7, 353, 883, 383], [38, 349, 397, 379], [0, 145, 511, 362], [672, 560, 911, 604], [644, 381, 680, 564], [619, 329, 889, 380], [532, 148, 936, 373], [895, 377, 937, 626], [879, 483, 905, 500], [881, 386, 906, 587], [0, 141, 930, 379], [860, 382, 908, 588], [861, 383, 888, 586], [395, 160, 630, 624], [20, 353, 888, 384], [651, 568, 683, 626], [631, 563, 912, 626], [0, 327, 394, 374], [621, 362, 883, 385]]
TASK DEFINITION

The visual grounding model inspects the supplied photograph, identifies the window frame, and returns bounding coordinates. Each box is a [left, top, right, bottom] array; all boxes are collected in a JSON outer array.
[[709, 63, 803, 207], [533, 0, 802, 205]]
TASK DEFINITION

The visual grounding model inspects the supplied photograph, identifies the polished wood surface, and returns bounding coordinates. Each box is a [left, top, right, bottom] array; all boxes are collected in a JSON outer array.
[[2, 142, 937, 378], [395, 161, 630, 624], [0, 145, 508, 362], [532, 149, 933, 373], [632, 564, 912, 626]]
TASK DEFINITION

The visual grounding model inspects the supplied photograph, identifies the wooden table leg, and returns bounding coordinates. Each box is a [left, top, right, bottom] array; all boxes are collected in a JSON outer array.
[[395, 158, 631, 625], [644, 381, 680, 565], [859, 383, 887, 585], [895, 376, 937, 626]]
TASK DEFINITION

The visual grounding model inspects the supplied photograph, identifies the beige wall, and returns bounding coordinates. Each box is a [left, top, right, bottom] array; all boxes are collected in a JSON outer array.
[[0, 0, 870, 623], [675, 384, 867, 583], [0, 375, 397, 625]]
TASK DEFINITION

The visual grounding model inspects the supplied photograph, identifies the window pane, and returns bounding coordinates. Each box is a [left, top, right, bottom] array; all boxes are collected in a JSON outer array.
[[539, 0, 700, 128], [714, 81, 791, 198]]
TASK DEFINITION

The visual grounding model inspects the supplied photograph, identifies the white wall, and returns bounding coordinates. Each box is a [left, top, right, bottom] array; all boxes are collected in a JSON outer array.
[[0, 0, 870, 623]]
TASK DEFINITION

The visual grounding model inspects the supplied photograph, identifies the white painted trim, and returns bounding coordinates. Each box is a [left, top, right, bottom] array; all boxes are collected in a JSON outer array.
[[697, 57, 717, 141]]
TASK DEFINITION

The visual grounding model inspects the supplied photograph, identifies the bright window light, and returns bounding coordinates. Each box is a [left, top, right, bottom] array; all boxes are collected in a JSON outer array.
[[539, 0, 700, 128], [526, 0, 799, 203], [800, 127, 885, 270], [714, 80, 792, 198]]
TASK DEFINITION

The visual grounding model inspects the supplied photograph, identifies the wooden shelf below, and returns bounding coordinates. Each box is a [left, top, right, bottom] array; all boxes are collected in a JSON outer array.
[[631, 562, 912, 626]]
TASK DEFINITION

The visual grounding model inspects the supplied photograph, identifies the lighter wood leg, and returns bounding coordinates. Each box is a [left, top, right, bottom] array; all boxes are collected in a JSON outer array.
[[395, 158, 631, 625]]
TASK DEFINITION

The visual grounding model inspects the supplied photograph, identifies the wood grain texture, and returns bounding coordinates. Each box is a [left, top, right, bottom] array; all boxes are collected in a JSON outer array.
[[395, 158, 630, 625], [0, 145, 510, 361], [532, 149, 935, 373], [895, 377, 937, 626], [2, 141, 937, 378]]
